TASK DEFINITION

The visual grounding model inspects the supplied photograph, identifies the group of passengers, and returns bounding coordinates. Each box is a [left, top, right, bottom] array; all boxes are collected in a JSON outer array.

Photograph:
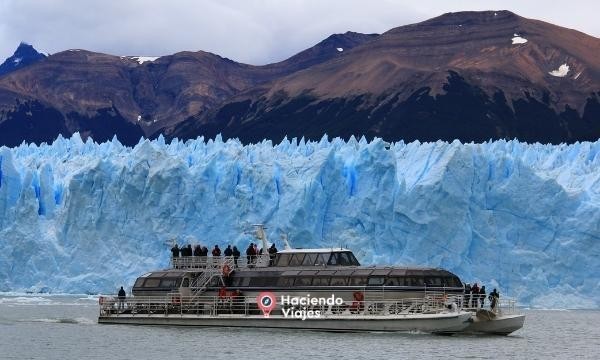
[[170, 242, 278, 267], [464, 283, 500, 310]]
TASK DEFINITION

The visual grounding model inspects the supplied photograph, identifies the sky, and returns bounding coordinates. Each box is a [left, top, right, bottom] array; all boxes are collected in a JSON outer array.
[[0, 0, 598, 65]]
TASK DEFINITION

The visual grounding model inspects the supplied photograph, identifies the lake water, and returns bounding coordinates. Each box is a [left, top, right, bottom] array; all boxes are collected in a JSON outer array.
[[0, 295, 598, 359]]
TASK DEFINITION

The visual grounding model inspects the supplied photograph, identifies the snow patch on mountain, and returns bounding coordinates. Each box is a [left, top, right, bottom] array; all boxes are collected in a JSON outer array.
[[549, 64, 570, 77], [511, 34, 528, 44], [130, 56, 159, 64], [0, 135, 599, 309]]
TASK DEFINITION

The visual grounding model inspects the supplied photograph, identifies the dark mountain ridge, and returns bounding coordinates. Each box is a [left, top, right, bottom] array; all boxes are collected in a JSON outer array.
[[0, 33, 376, 146], [167, 10, 600, 145]]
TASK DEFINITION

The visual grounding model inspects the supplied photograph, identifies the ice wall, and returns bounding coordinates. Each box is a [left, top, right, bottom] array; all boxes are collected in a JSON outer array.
[[1, 134, 599, 308]]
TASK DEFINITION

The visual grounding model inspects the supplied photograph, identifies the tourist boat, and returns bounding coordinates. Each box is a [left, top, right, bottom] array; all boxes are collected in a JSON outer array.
[[98, 225, 523, 334]]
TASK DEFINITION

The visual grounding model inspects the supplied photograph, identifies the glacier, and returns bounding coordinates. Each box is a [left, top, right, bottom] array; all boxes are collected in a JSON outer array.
[[0, 134, 599, 309]]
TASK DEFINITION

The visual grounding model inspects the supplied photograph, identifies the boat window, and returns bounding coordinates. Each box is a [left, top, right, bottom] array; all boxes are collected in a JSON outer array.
[[134, 278, 146, 287], [338, 252, 353, 266], [275, 254, 292, 267], [250, 277, 276, 287], [302, 253, 318, 266], [385, 277, 405, 286], [349, 277, 367, 286], [277, 277, 294, 287], [143, 278, 160, 287], [330, 277, 348, 286], [425, 277, 442, 286], [367, 277, 385, 286], [315, 254, 329, 266], [231, 277, 244, 287], [446, 276, 462, 287], [312, 277, 331, 286], [348, 252, 361, 266], [289, 253, 305, 266], [179, 278, 188, 288], [327, 253, 338, 265], [406, 277, 424, 286], [295, 277, 312, 286]]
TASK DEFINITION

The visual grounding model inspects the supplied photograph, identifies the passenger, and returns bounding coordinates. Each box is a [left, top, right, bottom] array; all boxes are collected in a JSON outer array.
[[471, 283, 480, 308], [268, 243, 278, 266], [232, 246, 241, 267], [224, 245, 233, 257], [212, 245, 221, 257], [464, 283, 471, 308], [186, 244, 193, 257], [489, 288, 500, 311], [117, 286, 126, 311], [479, 285, 486, 308], [252, 243, 259, 261], [193, 245, 202, 257], [246, 243, 256, 265], [180, 244, 189, 257], [201, 246, 209, 257], [171, 244, 180, 258]]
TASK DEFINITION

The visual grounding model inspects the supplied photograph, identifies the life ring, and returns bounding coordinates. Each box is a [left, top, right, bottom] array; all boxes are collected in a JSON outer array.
[[353, 291, 364, 302], [222, 264, 232, 277], [218, 287, 226, 298]]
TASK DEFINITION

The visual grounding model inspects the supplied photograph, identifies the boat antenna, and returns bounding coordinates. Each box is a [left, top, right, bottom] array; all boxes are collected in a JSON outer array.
[[281, 233, 293, 250]]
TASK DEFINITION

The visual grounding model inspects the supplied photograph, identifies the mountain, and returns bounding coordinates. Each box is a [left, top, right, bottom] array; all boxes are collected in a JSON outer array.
[[1, 135, 599, 309], [0, 33, 376, 147], [168, 10, 600, 145], [1, 11, 599, 147], [0, 42, 47, 77]]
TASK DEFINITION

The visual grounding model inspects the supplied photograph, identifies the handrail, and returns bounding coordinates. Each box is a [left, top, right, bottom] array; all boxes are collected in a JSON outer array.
[[172, 255, 271, 270], [98, 294, 465, 318]]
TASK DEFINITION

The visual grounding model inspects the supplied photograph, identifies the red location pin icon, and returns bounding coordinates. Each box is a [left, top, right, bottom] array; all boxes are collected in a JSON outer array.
[[257, 292, 276, 317]]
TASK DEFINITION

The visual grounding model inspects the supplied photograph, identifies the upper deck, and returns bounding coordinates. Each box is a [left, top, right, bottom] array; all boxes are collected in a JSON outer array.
[[171, 249, 360, 270]]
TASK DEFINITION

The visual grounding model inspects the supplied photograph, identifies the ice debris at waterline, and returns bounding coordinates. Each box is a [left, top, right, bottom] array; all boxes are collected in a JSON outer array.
[[0, 134, 599, 308]]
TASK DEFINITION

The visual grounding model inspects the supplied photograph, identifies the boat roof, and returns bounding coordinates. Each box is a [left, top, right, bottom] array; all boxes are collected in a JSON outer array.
[[277, 248, 352, 254]]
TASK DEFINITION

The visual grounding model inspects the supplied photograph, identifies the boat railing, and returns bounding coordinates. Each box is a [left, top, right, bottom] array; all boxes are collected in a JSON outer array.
[[171, 255, 271, 270], [98, 294, 464, 318], [460, 293, 520, 315]]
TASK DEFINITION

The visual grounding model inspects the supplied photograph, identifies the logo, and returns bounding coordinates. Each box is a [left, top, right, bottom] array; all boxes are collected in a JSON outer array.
[[256, 292, 277, 317]]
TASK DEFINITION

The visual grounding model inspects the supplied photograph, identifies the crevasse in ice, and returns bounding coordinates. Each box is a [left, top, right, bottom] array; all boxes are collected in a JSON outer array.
[[1, 134, 599, 308]]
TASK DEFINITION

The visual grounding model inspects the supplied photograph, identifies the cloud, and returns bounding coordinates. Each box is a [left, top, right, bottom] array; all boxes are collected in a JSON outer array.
[[0, 0, 598, 65]]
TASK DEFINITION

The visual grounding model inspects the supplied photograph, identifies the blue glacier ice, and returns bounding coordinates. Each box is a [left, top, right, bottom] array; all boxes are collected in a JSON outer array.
[[1, 134, 599, 308]]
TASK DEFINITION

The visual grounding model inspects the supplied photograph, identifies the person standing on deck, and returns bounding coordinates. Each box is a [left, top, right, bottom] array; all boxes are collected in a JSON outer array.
[[117, 286, 126, 311], [224, 245, 233, 257], [232, 246, 241, 267]]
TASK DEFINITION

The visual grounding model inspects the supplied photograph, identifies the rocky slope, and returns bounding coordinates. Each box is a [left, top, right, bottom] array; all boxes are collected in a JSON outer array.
[[169, 11, 600, 145], [0, 33, 375, 146]]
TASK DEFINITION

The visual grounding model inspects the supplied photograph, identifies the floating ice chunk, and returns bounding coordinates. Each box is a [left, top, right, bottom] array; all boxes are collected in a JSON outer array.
[[511, 34, 528, 44], [336, 48, 343, 52], [549, 64, 570, 77], [129, 56, 159, 64], [13, 57, 22, 64]]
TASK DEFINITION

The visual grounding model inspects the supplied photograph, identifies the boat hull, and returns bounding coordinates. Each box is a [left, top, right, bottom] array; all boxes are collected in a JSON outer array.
[[462, 310, 525, 335], [98, 311, 472, 333]]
